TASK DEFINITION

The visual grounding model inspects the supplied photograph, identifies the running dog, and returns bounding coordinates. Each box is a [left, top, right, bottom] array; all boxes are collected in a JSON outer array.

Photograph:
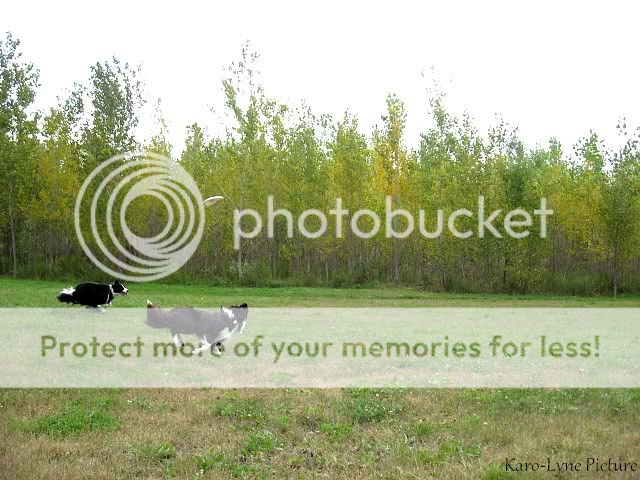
[[145, 301, 248, 355], [57, 281, 129, 308]]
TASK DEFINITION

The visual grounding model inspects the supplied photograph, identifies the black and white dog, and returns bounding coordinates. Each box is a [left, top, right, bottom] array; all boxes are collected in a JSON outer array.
[[57, 281, 129, 308], [145, 301, 248, 355]]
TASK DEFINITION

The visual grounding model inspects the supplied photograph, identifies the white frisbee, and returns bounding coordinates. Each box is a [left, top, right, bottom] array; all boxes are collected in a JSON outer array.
[[203, 195, 224, 206]]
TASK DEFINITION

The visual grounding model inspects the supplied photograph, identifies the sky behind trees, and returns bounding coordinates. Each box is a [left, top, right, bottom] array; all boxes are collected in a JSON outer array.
[[2, 0, 639, 155]]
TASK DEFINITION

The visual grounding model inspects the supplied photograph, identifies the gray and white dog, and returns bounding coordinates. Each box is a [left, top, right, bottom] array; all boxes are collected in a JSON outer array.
[[145, 301, 248, 355]]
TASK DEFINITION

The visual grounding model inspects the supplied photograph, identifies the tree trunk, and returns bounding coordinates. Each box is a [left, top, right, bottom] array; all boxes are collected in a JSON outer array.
[[8, 199, 17, 277], [237, 157, 245, 278], [392, 193, 400, 282], [502, 255, 508, 292], [612, 243, 619, 298]]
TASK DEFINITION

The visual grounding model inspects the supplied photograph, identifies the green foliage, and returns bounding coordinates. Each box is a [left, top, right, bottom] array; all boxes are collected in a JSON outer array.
[[0, 32, 40, 277], [2, 33, 640, 295], [82, 57, 143, 166]]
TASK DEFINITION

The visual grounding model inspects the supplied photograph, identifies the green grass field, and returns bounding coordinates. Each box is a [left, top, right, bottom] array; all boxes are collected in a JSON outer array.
[[1, 278, 639, 479], [3, 277, 640, 308]]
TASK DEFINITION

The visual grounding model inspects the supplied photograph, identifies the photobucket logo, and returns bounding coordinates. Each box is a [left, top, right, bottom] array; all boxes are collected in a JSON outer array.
[[233, 196, 553, 249], [74, 151, 206, 282]]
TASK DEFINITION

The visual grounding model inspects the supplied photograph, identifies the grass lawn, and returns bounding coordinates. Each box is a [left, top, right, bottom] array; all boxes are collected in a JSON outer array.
[[1, 277, 639, 479], [2, 277, 640, 307]]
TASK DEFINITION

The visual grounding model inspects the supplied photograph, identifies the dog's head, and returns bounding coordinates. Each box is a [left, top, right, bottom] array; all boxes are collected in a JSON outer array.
[[230, 303, 248, 314], [112, 280, 128, 296], [229, 303, 249, 333]]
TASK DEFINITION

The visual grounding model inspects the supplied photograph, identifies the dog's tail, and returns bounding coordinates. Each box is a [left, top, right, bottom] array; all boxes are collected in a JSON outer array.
[[57, 287, 75, 304]]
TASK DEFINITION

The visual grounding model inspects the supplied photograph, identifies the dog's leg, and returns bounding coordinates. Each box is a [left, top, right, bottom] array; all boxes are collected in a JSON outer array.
[[172, 333, 183, 348], [194, 335, 212, 355]]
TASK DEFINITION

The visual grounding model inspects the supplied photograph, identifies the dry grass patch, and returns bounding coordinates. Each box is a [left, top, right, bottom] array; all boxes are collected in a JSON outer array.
[[0, 388, 639, 479]]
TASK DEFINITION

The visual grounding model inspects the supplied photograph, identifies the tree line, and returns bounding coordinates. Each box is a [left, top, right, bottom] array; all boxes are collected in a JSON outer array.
[[1, 33, 640, 294]]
